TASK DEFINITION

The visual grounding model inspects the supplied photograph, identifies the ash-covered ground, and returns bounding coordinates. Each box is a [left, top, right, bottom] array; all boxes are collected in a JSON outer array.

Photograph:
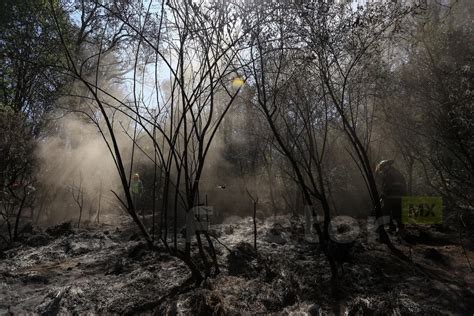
[[1, 215, 473, 315]]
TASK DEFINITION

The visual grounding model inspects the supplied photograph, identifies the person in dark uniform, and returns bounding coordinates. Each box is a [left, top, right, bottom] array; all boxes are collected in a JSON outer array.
[[375, 160, 407, 232]]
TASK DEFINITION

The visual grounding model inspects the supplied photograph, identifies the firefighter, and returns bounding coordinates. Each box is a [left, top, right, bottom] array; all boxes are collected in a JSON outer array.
[[375, 160, 407, 232], [131, 173, 144, 214]]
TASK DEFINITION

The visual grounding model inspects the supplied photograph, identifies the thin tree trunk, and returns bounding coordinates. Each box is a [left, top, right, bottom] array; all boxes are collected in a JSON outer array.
[[253, 200, 258, 251], [203, 231, 220, 274], [13, 193, 27, 240], [196, 231, 210, 277], [96, 181, 102, 224]]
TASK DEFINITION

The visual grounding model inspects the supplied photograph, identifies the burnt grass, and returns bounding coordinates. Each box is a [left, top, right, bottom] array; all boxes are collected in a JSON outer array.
[[0, 215, 473, 315]]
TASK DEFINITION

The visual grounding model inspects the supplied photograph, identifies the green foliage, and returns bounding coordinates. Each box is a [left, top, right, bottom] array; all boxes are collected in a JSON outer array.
[[0, 0, 73, 241], [0, 0, 68, 126]]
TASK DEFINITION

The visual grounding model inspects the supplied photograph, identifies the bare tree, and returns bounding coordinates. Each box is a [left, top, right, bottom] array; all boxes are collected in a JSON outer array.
[[295, 1, 417, 259], [238, 1, 342, 288], [50, 0, 252, 283], [96, 180, 102, 223], [71, 173, 85, 228]]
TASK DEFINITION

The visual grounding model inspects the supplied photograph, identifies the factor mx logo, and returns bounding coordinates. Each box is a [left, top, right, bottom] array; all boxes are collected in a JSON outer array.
[[402, 196, 443, 225]]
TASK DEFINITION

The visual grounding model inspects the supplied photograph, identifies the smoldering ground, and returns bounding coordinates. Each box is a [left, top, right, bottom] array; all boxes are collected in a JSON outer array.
[[1, 214, 473, 314]]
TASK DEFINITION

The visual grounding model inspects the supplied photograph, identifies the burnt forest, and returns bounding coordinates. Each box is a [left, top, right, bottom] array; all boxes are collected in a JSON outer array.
[[1, 0, 473, 314]]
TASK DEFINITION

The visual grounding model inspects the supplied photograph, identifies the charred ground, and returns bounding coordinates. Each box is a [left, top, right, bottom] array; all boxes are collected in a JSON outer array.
[[1, 216, 472, 315]]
